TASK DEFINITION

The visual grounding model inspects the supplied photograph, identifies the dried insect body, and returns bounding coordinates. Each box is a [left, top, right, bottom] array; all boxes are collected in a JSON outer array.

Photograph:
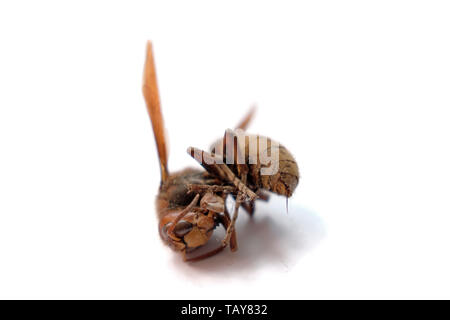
[[208, 129, 299, 198], [142, 41, 299, 261]]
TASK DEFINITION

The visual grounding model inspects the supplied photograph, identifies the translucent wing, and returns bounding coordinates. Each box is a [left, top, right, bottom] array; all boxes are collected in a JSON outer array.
[[142, 41, 169, 183]]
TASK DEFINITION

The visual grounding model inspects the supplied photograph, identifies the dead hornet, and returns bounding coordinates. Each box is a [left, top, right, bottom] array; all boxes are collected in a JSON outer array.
[[142, 41, 300, 261]]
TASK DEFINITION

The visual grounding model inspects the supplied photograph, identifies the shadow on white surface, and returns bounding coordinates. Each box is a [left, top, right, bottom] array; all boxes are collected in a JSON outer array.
[[169, 198, 325, 279]]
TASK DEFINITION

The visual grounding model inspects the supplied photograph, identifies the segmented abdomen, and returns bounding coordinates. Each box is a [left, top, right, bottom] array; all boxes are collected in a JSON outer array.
[[211, 134, 299, 197]]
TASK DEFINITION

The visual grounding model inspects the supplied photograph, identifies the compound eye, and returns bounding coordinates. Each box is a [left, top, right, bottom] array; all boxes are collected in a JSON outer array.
[[173, 220, 193, 238]]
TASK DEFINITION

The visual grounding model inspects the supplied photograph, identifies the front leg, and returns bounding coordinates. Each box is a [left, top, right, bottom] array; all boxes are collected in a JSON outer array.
[[222, 192, 244, 249], [184, 192, 243, 262]]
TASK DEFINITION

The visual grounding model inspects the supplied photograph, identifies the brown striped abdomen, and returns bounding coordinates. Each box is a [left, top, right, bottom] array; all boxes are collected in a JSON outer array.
[[211, 134, 300, 197]]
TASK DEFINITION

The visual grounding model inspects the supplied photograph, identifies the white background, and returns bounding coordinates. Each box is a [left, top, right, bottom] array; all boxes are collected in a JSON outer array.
[[1, 1, 449, 299]]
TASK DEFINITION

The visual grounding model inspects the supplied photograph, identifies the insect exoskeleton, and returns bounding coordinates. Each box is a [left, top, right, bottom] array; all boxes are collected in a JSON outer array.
[[210, 130, 300, 198], [158, 205, 217, 252], [142, 40, 300, 261], [156, 168, 225, 253]]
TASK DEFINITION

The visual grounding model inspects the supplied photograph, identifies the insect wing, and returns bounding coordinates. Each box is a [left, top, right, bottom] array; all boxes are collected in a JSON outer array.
[[142, 41, 169, 182]]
